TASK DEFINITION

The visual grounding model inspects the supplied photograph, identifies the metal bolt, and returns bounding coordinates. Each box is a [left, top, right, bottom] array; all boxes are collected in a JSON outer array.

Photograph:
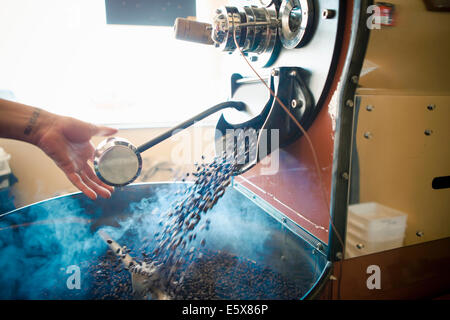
[[356, 243, 365, 249], [424, 129, 433, 136], [322, 9, 336, 19], [271, 69, 279, 77], [289, 70, 297, 77], [351, 75, 359, 84], [366, 105, 374, 111], [363, 132, 372, 139], [346, 99, 354, 107], [335, 252, 343, 260], [259, 0, 273, 7], [416, 231, 424, 237], [316, 243, 324, 251], [291, 99, 302, 108], [427, 104, 435, 111], [341, 172, 349, 180]]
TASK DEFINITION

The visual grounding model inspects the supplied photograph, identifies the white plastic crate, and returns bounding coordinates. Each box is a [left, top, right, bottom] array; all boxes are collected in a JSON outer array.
[[345, 202, 407, 258]]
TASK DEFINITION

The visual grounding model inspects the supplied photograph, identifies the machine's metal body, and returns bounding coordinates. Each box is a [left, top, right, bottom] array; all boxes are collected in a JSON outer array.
[[90, 0, 372, 299], [0, 183, 326, 299], [211, 5, 280, 67], [4, 0, 448, 301]]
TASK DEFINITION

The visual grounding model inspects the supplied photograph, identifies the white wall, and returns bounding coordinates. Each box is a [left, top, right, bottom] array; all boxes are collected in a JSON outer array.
[[0, 0, 230, 126]]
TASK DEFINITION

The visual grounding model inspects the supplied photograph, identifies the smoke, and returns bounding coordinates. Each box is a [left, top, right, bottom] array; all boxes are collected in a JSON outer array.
[[0, 197, 102, 299], [0, 183, 323, 299]]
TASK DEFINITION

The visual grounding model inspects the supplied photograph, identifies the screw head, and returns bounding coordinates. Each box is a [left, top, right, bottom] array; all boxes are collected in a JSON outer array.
[[351, 75, 359, 84], [341, 172, 349, 180], [427, 104, 436, 111], [289, 70, 297, 77], [346, 99, 354, 107], [335, 252, 343, 260], [416, 231, 424, 237], [322, 9, 336, 19], [424, 129, 433, 136], [271, 69, 279, 77], [363, 132, 373, 139], [291, 99, 302, 108], [366, 105, 374, 111]]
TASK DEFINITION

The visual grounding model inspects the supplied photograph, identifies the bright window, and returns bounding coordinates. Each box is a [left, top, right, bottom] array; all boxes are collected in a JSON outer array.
[[0, 0, 235, 127]]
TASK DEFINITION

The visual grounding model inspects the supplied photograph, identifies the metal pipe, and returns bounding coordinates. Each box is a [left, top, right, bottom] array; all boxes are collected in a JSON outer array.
[[136, 101, 246, 154]]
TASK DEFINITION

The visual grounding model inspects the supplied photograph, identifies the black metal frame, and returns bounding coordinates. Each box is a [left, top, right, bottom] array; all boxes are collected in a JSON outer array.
[[327, 0, 372, 263], [302, 0, 372, 299]]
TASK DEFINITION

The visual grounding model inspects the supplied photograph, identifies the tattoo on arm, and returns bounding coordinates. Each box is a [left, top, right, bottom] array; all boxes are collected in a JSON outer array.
[[24, 108, 41, 135]]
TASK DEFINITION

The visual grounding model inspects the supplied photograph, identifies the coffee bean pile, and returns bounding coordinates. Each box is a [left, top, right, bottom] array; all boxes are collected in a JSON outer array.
[[171, 249, 306, 300], [88, 249, 134, 299], [82, 246, 306, 300]]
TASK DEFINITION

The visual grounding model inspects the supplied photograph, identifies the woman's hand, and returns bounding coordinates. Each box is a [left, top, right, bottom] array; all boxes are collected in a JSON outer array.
[[35, 114, 118, 200], [0, 99, 117, 200]]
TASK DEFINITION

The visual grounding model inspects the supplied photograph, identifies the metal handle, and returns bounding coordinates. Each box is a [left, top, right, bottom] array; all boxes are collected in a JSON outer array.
[[136, 101, 246, 154]]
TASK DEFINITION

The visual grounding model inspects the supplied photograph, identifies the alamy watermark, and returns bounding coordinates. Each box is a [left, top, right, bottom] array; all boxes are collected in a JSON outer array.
[[366, 265, 381, 290], [170, 127, 280, 175], [66, 265, 81, 290]]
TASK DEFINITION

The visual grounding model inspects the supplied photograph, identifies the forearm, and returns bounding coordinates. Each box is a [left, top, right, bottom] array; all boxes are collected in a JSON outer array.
[[0, 98, 55, 145]]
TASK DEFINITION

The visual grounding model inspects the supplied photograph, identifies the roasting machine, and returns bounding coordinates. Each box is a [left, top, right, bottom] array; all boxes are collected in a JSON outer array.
[[0, 0, 374, 299]]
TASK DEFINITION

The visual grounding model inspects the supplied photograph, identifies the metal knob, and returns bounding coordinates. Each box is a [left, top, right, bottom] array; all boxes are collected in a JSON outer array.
[[94, 102, 246, 187]]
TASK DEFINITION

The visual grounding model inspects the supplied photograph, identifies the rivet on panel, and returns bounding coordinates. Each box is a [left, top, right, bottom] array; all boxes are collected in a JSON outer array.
[[291, 99, 302, 108], [322, 9, 336, 19]]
